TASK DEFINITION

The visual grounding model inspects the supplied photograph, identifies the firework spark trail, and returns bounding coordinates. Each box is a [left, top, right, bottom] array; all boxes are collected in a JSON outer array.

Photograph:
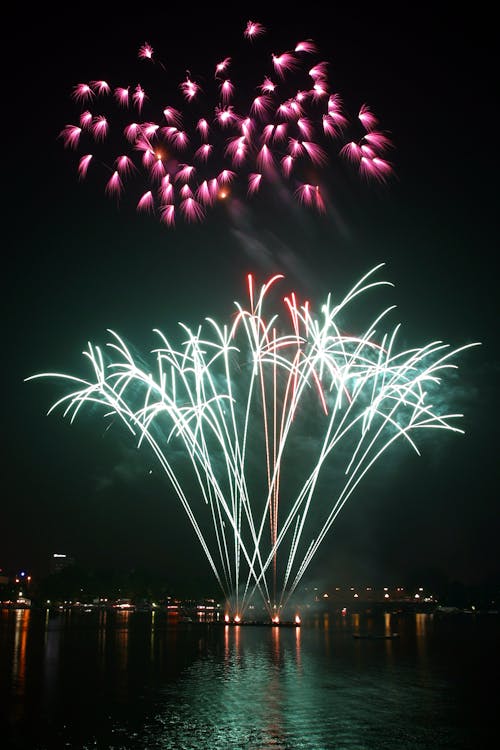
[[27, 266, 479, 617], [59, 21, 395, 228]]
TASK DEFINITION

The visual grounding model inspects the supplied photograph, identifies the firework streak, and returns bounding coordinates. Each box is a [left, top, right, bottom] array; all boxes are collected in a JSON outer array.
[[59, 20, 394, 227], [27, 267, 479, 616]]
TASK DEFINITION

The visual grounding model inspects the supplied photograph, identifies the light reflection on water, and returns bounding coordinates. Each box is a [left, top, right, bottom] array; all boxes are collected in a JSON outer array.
[[12, 609, 30, 693], [1, 608, 498, 749]]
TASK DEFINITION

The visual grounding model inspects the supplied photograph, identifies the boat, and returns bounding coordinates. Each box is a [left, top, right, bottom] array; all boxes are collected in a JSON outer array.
[[352, 632, 399, 639]]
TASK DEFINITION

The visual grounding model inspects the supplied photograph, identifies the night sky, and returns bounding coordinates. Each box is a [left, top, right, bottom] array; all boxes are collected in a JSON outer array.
[[4, 3, 498, 594]]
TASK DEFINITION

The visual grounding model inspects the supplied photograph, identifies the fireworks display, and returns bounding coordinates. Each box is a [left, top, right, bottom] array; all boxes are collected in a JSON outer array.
[[27, 267, 478, 617], [59, 20, 394, 227]]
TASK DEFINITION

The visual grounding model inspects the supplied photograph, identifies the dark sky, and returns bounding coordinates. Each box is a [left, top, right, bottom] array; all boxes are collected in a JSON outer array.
[[3, 3, 498, 595]]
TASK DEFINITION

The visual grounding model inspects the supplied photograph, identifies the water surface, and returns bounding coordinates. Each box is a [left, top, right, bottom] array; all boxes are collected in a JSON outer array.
[[1, 608, 497, 749]]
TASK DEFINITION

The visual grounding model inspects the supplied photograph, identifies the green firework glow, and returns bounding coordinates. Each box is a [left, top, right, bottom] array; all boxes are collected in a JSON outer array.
[[27, 265, 479, 617]]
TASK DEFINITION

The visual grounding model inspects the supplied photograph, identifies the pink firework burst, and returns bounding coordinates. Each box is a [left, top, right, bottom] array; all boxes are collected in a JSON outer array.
[[295, 183, 326, 212], [295, 40, 318, 54], [72, 83, 94, 102], [244, 20, 266, 39], [138, 42, 154, 60], [272, 51, 298, 77], [78, 154, 93, 179], [59, 125, 82, 149], [60, 21, 394, 227]]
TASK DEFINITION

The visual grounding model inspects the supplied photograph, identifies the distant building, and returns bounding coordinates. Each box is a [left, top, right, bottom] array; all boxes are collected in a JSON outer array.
[[50, 553, 74, 574]]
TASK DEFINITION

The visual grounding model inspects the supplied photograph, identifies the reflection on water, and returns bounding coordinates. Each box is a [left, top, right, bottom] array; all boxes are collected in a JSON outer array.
[[1, 608, 498, 749], [43, 607, 61, 710], [415, 612, 427, 636], [172, 622, 309, 748], [97, 608, 107, 668], [12, 609, 30, 694]]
